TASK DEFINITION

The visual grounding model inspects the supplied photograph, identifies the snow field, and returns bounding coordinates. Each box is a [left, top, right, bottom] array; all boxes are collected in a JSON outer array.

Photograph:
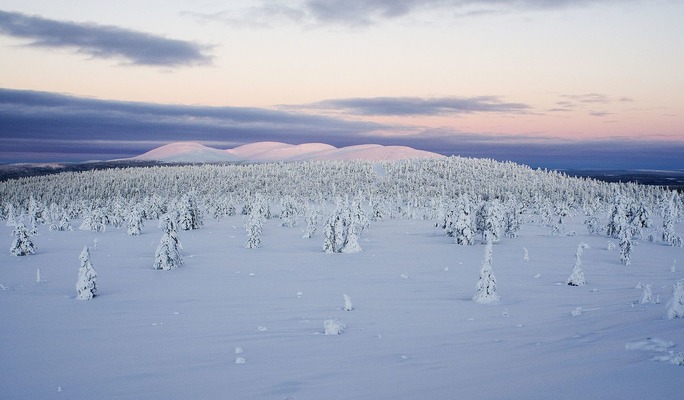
[[1, 213, 683, 399]]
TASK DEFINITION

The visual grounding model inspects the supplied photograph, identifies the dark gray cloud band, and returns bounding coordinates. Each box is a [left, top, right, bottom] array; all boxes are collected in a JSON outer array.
[[302, 96, 530, 116], [0, 10, 212, 66], [1, 87, 682, 170]]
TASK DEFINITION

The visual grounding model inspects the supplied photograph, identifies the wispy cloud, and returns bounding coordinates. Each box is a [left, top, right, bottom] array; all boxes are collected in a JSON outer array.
[[293, 96, 530, 116], [194, 0, 633, 28], [0, 10, 212, 67]]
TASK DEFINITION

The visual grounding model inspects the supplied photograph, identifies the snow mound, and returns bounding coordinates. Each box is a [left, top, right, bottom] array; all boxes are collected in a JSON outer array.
[[128, 141, 443, 163]]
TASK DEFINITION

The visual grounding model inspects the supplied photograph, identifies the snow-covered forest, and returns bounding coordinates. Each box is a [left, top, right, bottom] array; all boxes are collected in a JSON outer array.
[[1, 156, 683, 399]]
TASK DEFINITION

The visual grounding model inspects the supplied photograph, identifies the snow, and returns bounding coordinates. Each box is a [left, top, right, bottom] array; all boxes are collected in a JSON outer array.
[[1, 212, 683, 399], [133, 142, 243, 163], [128, 141, 443, 163]]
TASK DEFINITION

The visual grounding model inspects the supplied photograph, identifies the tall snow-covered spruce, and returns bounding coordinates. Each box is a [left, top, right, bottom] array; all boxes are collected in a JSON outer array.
[[76, 246, 97, 300], [473, 240, 500, 304], [566, 242, 590, 286], [154, 213, 183, 270]]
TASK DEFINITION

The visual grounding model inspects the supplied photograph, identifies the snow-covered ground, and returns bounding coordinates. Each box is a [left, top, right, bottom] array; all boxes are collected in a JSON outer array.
[[1, 212, 682, 399]]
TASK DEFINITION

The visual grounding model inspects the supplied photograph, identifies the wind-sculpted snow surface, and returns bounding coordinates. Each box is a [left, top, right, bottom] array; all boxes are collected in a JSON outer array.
[[0, 157, 683, 399]]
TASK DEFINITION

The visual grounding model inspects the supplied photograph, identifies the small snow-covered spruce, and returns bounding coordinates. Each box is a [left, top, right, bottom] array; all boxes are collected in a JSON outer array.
[[153, 213, 183, 270], [473, 240, 500, 304], [343, 294, 353, 311], [454, 194, 475, 245], [665, 279, 684, 320], [126, 206, 144, 236], [523, 247, 529, 261], [76, 246, 97, 300], [606, 193, 628, 239], [584, 216, 600, 235], [551, 201, 571, 236], [503, 197, 524, 239], [619, 226, 634, 266], [50, 211, 73, 232], [640, 283, 653, 304], [10, 222, 36, 256], [566, 242, 590, 286], [244, 210, 264, 249], [301, 203, 319, 239], [176, 193, 203, 231], [279, 195, 299, 227]]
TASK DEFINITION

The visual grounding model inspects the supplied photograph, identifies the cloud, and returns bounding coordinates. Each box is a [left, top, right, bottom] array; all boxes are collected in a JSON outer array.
[[0, 88, 386, 162], [296, 96, 530, 116], [200, 0, 632, 28], [1, 88, 681, 170], [0, 10, 212, 67]]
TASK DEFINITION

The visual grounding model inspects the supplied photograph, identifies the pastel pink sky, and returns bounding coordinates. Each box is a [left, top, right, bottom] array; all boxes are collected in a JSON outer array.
[[1, 0, 683, 166]]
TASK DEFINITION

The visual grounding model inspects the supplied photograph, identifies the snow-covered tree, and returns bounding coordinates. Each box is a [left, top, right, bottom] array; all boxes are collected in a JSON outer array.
[[10, 222, 36, 256], [473, 240, 500, 304], [27, 196, 45, 226], [153, 213, 183, 270], [629, 201, 651, 239], [551, 201, 571, 235], [454, 194, 475, 245], [370, 199, 384, 222], [475, 199, 503, 243], [50, 211, 73, 231], [176, 194, 203, 231], [322, 197, 364, 253], [126, 206, 144, 236], [4, 203, 17, 227], [566, 242, 590, 286], [584, 216, 601, 235], [79, 208, 108, 232], [76, 246, 97, 300], [662, 192, 682, 247], [302, 203, 319, 239], [606, 194, 628, 239], [244, 210, 264, 249], [503, 197, 524, 239], [619, 227, 634, 266], [665, 279, 684, 319], [279, 196, 299, 227], [640, 283, 653, 304]]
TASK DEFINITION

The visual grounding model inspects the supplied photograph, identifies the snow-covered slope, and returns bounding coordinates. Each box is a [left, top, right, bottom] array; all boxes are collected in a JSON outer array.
[[130, 141, 443, 163], [133, 142, 242, 163], [228, 142, 338, 162]]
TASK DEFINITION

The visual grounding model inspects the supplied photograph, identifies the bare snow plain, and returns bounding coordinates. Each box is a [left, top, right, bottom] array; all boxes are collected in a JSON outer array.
[[1, 213, 683, 399]]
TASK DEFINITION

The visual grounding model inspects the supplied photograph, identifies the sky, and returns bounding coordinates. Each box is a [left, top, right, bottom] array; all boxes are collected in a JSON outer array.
[[1, 0, 683, 169]]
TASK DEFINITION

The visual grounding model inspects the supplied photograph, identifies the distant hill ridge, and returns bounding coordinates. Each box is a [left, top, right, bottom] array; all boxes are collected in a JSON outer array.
[[131, 141, 444, 163]]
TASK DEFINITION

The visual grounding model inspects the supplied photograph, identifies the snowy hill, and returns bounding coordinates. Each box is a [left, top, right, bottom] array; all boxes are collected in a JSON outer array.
[[132, 142, 242, 163], [131, 141, 443, 163]]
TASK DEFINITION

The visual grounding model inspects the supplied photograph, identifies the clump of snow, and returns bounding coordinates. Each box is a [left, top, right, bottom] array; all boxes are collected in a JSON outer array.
[[343, 294, 353, 311], [324, 319, 346, 335], [665, 279, 684, 319]]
